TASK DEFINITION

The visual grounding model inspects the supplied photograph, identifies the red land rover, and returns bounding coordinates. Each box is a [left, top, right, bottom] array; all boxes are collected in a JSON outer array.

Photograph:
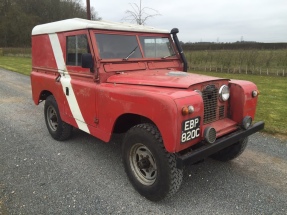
[[31, 18, 264, 201]]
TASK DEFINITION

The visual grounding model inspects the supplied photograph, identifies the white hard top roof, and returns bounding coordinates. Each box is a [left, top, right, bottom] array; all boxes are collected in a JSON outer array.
[[32, 18, 170, 35]]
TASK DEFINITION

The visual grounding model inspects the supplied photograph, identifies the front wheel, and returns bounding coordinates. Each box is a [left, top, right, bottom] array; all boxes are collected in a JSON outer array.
[[44, 95, 73, 141], [210, 137, 248, 161], [122, 123, 183, 201]]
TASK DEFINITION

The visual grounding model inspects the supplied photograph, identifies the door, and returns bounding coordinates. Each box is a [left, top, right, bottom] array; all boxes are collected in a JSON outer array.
[[62, 30, 98, 133]]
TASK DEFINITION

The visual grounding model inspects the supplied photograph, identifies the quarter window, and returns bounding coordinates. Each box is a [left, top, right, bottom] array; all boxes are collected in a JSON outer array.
[[66, 34, 90, 66]]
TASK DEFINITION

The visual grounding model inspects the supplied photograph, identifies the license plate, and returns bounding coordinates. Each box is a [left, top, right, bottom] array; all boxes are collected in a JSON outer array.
[[181, 117, 201, 143]]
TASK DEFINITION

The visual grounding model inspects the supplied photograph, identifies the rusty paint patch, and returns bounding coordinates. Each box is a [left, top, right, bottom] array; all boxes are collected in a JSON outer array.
[[77, 88, 91, 97]]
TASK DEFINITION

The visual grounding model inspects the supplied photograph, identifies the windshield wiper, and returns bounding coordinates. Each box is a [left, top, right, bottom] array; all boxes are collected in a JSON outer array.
[[123, 46, 138, 61], [161, 53, 176, 59]]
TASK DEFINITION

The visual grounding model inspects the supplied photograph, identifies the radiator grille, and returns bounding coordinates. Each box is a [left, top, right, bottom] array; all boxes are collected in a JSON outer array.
[[203, 85, 218, 124], [219, 105, 225, 119]]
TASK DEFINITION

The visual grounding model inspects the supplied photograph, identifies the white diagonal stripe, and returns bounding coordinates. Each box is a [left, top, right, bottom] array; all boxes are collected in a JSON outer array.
[[49, 33, 90, 134]]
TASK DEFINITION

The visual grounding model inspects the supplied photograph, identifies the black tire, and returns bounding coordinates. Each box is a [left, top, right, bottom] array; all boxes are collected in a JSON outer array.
[[44, 95, 73, 141], [210, 137, 248, 161], [122, 123, 183, 201]]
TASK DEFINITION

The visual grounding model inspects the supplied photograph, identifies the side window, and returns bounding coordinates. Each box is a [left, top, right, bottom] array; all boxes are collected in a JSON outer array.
[[66, 34, 90, 66]]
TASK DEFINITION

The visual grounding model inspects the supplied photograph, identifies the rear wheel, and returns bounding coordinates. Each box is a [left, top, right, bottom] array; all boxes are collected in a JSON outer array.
[[44, 95, 73, 140], [122, 123, 183, 201], [210, 137, 248, 161]]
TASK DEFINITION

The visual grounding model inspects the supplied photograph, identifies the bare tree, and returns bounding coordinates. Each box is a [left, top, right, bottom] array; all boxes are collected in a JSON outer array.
[[122, 0, 160, 25], [90, 6, 102, 20]]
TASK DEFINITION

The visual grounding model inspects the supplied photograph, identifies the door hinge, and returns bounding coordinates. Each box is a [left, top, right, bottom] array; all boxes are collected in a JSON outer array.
[[94, 118, 99, 124]]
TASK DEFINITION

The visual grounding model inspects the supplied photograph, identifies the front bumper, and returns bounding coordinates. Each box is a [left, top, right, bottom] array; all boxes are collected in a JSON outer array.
[[176, 121, 265, 168]]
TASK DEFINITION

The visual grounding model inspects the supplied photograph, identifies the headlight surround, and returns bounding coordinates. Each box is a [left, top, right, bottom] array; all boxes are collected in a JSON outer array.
[[219, 85, 230, 102], [194, 90, 202, 97]]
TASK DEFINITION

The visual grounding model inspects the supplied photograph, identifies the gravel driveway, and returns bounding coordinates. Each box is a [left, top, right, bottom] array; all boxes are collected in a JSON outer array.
[[0, 68, 286, 214]]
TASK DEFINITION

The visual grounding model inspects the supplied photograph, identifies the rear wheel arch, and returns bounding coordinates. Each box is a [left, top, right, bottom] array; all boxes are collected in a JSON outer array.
[[39, 90, 53, 102], [44, 95, 73, 140]]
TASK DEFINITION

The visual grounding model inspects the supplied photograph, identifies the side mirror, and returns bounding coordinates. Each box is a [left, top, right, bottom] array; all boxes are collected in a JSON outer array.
[[82, 53, 94, 71]]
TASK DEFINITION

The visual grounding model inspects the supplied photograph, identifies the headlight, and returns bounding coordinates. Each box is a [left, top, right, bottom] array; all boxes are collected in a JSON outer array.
[[219, 85, 230, 101]]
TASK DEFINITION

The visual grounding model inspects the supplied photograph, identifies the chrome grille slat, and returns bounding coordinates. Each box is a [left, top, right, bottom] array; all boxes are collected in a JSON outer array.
[[202, 85, 218, 124], [219, 105, 225, 119]]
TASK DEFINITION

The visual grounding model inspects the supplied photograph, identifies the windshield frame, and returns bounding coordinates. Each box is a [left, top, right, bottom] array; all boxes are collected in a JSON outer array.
[[92, 30, 178, 62]]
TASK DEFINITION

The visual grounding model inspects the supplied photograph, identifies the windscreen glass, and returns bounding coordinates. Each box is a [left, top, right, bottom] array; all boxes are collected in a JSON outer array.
[[95, 34, 142, 59], [139, 36, 175, 58]]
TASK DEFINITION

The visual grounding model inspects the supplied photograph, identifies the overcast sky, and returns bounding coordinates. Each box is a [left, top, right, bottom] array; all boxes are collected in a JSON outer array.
[[89, 0, 287, 43]]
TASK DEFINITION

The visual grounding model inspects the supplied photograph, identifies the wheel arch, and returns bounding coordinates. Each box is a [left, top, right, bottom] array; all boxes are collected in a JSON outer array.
[[32, 89, 53, 105], [39, 90, 53, 102], [112, 113, 155, 134]]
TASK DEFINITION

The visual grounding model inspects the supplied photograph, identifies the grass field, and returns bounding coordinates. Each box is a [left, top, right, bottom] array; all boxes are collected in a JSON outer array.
[[0, 56, 31, 75], [0, 56, 286, 136], [186, 49, 287, 76]]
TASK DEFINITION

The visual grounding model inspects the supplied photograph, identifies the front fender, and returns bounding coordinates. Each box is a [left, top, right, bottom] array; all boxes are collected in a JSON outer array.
[[229, 80, 258, 123], [97, 84, 182, 152]]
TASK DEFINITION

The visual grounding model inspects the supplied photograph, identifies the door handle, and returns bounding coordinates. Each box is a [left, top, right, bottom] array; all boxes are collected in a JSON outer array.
[[65, 87, 69, 96]]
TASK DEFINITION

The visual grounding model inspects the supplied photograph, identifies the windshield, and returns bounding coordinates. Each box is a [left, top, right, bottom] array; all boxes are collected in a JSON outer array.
[[95, 34, 142, 59], [95, 34, 175, 60], [139, 36, 175, 58]]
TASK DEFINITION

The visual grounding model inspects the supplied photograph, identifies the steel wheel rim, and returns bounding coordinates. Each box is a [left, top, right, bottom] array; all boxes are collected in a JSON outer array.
[[47, 106, 58, 131], [129, 143, 157, 186]]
